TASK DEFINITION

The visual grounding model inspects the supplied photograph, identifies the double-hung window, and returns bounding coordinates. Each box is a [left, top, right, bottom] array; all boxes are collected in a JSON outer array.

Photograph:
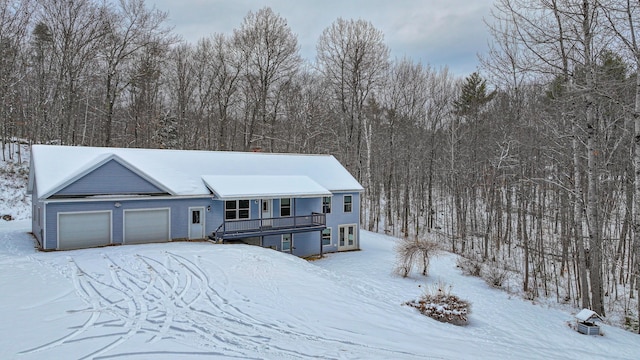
[[322, 228, 331, 246], [280, 198, 291, 217], [322, 196, 331, 214], [343, 195, 352, 213], [225, 200, 250, 220]]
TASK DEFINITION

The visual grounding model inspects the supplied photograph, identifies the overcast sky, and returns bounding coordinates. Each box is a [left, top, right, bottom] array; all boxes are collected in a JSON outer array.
[[146, 0, 495, 77]]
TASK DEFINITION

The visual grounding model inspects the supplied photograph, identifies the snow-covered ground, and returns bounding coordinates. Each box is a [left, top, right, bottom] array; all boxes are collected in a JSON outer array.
[[0, 143, 30, 221], [1, 220, 638, 359], [1, 144, 638, 358]]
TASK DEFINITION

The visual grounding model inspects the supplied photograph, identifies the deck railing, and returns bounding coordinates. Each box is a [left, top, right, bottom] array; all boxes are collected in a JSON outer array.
[[213, 212, 326, 240]]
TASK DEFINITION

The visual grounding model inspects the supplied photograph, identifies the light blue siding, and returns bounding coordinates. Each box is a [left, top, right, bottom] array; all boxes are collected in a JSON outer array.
[[40, 189, 361, 255], [31, 180, 44, 246], [262, 234, 280, 250], [294, 198, 321, 215], [55, 159, 166, 197], [324, 192, 361, 253], [262, 232, 321, 257], [44, 197, 216, 250], [291, 232, 322, 257]]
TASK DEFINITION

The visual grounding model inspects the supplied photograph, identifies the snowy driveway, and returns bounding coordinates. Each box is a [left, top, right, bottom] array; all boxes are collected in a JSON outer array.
[[12, 250, 424, 359]]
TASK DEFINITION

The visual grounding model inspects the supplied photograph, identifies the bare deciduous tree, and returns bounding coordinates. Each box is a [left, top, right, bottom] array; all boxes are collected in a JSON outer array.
[[233, 7, 301, 151]]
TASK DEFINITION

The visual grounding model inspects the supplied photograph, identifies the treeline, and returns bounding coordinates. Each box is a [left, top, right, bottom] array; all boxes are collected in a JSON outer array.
[[2, 0, 640, 329]]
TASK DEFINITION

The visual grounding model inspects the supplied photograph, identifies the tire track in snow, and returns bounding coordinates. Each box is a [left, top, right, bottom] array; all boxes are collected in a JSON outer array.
[[135, 255, 181, 344], [21, 251, 429, 359], [160, 252, 273, 356], [79, 255, 156, 359], [64, 257, 142, 359], [165, 251, 425, 359], [18, 257, 101, 355]]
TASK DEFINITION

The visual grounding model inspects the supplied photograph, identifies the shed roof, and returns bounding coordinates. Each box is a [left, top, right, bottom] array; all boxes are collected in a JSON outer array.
[[202, 175, 332, 200], [29, 145, 363, 199]]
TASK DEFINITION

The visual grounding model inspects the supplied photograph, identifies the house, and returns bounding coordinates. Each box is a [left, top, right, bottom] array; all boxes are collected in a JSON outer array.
[[28, 145, 363, 257]]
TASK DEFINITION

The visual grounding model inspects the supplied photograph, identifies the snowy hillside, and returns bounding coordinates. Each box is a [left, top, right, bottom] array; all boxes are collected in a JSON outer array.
[[0, 143, 30, 220], [1, 220, 639, 359], [1, 145, 639, 358]]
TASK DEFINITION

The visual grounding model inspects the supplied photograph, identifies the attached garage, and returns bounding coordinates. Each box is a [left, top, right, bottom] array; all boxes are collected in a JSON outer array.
[[58, 211, 112, 250], [124, 208, 171, 244]]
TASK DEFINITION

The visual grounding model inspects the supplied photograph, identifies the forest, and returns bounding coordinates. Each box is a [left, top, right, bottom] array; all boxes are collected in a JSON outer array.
[[2, 0, 640, 331]]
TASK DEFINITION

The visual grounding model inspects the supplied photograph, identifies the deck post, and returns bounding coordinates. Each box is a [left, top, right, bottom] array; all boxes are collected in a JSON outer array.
[[320, 230, 323, 258]]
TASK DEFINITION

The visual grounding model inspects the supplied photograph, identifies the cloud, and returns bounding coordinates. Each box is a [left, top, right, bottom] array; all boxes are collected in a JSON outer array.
[[146, 0, 493, 76]]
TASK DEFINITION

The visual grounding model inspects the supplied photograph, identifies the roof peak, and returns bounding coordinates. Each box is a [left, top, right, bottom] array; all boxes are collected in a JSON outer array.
[[33, 144, 335, 158]]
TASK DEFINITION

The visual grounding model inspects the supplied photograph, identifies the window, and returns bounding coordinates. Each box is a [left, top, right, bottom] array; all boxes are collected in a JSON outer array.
[[344, 195, 352, 213], [225, 200, 250, 220], [322, 228, 331, 246], [192, 210, 201, 224], [347, 226, 354, 246], [322, 196, 331, 214], [280, 198, 291, 217], [282, 233, 292, 252]]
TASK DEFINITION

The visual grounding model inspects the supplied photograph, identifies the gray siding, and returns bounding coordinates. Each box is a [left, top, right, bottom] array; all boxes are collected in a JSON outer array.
[[55, 160, 166, 196]]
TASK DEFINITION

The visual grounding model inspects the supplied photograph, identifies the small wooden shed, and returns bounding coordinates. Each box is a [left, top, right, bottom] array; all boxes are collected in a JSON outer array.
[[575, 309, 603, 335]]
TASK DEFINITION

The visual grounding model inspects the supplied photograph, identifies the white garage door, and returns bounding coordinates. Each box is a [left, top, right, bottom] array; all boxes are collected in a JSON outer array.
[[124, 208, 170, 244], [58, 211, 112, 250]]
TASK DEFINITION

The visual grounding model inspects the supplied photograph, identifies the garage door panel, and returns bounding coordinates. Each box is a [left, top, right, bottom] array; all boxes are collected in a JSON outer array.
[[124, 209, 170, 244], [58, 212, 111, 250]]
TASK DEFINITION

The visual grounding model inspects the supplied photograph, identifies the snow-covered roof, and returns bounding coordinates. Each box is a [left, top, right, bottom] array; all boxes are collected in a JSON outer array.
[[575, 309, 602, 322], [202, 175, 332, 200], [29, 145, 363, 199], [35, 153, 175, 199]]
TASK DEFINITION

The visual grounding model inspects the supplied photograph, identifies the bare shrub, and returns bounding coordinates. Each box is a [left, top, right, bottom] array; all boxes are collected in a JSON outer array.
[[456, 256, 482, 277], [394, 237, 439, 277], [405, 281, 471, 326], [483, 264, 508, 288]]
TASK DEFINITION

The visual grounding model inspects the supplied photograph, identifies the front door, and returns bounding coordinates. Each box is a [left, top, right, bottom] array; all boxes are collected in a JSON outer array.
[[262, 199, 272, 227], [189, 207, 205, 239]]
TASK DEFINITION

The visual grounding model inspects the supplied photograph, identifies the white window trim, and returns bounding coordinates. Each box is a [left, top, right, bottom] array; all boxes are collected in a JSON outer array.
[[280, 198, 292, 217], [322, 196, 332, 214], [282, 233, 292, 252], [322, 227, 332, 247], [343, 195, 353, 213], [225, 199, 251, 221], [338, 223, 357, 249]]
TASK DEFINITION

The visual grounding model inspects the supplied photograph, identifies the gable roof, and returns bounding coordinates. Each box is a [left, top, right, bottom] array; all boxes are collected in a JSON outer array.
[[36, 153, 174, 199], [575, 309, 603, 322], [29, 145, 363, 199]]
